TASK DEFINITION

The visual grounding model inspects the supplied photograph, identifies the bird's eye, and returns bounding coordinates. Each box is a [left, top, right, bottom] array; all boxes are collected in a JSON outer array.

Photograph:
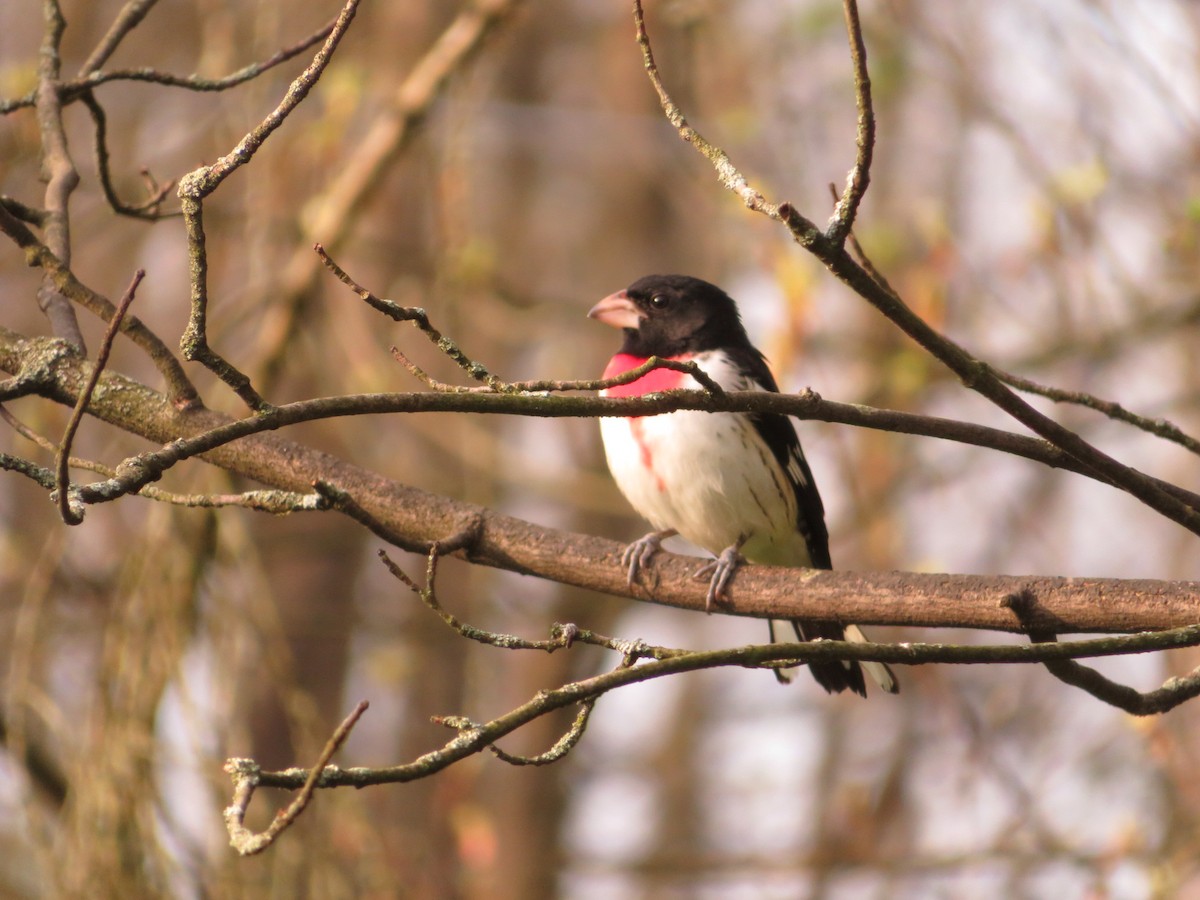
[[649, 294, 670, 309]]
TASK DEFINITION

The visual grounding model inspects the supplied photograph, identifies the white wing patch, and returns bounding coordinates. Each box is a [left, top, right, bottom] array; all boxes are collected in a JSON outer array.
[[786, 449, 808, 488]]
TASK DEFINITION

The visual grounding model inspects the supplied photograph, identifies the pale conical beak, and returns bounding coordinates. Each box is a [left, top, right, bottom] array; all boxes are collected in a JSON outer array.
[[587, 290, 642, 330]]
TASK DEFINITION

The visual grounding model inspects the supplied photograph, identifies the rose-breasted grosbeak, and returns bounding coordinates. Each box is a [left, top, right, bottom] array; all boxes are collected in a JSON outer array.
[[590, 274, 897, 697]]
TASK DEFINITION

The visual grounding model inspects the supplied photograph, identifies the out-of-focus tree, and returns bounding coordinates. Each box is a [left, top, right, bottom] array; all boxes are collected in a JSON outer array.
[[3, 1, 1200, 898]]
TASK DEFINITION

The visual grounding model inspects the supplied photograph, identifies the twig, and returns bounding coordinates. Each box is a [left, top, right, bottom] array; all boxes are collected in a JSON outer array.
[[990, 365, 1200, 458], [1037, 653, 1200, 715], [501, 359, 725, 396], [177, 0, 361, 412], [77, 0, 160, 77], [0, 197, 49, 227], [82, 91, 177, 219], [76, 14, 336, 94], [831, 185, 902, 299], [437, 699, 597, 767], [826, 0, 875, 245], [4, 403, 325, 510], [381, 546, 690, 659], [317, 244, 507, 391], [54, 269, 143, 524], [228, 623, 1200, 805], [1007, 593, 1200, 715], [224, 700, 369, 855], [322, 250, 725, 397], [632, 0, 778, 217], [0, 6, 340, 115], [64, 377, 1200, 516], [5, 404, 349, 512]]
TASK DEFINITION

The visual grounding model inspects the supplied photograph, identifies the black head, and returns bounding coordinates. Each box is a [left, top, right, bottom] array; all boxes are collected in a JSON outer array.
[[588, 274, 750, 357]]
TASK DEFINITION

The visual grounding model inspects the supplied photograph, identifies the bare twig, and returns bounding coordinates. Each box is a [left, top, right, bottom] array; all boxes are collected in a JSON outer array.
[[317, 244, 507, 391], [324, 248, 725, 397], [225, 623, 1200, 811], [81, 91, 177, 219], [177, 0, 361, 412], [224, 700, 369, 855], [1037, 653, 1200, 715], [826, 0, 875, 245], [78, 14, 336, 93], [5, 403, 325, 511], [0, 196, 49, 227], [2, 8, 340, 115], [497, 358, 725, 396], [54, 269, 143, 524], [991, 365, 1200, 457], [829, 181, 902, 299], [77, 0, 161, 76], [437, 699, 597, 767], [632, 0, 779, 218], [56, 371, 1200, 517], [1006, 592, 1200, 715], [4, 414, 325, 510]]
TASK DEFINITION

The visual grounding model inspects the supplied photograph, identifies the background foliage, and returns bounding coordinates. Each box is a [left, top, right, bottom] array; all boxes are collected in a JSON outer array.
[[3, 1, 1200, 897]]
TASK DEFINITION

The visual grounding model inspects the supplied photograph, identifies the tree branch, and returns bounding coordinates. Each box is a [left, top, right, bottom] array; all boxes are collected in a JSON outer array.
[[2, 323, 1197, 635], [233, 622, 1200, 798]]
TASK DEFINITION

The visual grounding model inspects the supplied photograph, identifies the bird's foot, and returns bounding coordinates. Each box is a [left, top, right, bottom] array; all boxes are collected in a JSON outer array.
[[621, 529, 677, 587], [693, 540, 746, 612]]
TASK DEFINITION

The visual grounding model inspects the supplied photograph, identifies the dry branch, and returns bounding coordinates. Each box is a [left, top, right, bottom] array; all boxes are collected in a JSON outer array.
[[2, 323, 1197, 635]]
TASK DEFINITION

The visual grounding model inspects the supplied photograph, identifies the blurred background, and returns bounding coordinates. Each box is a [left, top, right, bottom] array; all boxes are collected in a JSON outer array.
[[3, 1, 1200, 897]]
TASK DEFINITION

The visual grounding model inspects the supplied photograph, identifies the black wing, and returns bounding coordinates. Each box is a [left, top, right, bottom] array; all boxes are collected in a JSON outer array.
[[724, 344, 832, 570]]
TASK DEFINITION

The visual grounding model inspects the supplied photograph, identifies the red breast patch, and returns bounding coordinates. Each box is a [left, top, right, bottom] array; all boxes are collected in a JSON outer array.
[[601, 353, 694, 398]]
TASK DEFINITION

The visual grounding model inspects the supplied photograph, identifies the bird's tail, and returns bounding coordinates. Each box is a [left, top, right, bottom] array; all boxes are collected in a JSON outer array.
[[770, 620, 898, 697]]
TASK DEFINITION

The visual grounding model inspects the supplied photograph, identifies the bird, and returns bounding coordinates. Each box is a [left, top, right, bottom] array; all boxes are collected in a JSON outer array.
[[589, 274, 897, 697]]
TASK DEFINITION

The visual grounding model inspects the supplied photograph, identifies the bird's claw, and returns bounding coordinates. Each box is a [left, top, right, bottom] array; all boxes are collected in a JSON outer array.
[[693, 543, 744, 612], [621, 529, 675, 587]]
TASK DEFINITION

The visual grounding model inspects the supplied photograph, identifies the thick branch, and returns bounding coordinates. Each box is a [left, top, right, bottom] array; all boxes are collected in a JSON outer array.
[[1, 324, 1197, 635]]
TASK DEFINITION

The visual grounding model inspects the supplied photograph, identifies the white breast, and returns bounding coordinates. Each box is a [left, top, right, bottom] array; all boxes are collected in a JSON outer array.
[[600, 350, 811, 565]]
